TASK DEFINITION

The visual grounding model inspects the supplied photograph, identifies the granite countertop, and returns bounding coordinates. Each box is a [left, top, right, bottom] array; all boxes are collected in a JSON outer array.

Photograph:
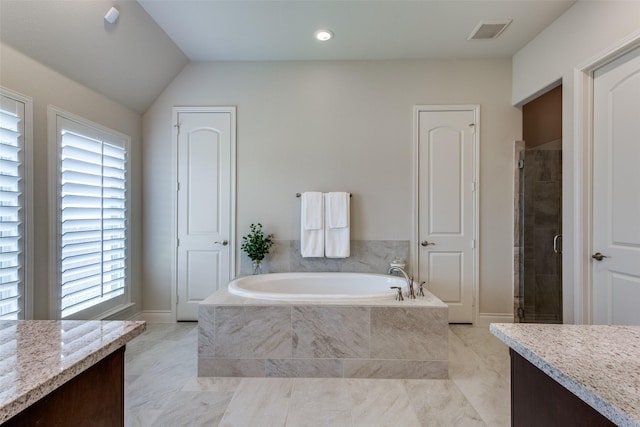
[[491, 323, 640, 427], [0, 320, 146, 423]]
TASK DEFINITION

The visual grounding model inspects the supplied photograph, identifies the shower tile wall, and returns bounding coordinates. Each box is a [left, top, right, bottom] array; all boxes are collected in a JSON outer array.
[[239, 240, 409, 275], [520, 148, 562, 323]]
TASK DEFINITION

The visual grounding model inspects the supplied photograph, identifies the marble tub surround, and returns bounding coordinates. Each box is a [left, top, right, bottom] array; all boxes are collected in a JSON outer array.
[[491, 323, 640, 427], [240, 239, 409, 275], [0, 319, 146, 423], [199, 289, 448, 379]]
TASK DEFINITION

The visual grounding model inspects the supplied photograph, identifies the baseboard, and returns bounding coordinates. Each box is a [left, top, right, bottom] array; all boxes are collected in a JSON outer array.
[[131, 310, 175, 323], [476, 313, 514, 327]]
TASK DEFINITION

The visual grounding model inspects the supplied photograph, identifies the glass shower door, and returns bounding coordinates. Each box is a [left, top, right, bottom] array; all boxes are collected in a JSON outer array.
[[518, 142, 562, 323]]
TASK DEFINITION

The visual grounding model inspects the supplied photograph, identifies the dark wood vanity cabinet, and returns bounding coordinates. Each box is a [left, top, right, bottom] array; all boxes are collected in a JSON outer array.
[[510, 349, 616, 427]]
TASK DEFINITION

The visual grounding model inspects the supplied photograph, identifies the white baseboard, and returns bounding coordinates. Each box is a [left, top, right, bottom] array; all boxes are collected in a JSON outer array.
[[132, 310, 175, 323], [476, 313, 514, 327]]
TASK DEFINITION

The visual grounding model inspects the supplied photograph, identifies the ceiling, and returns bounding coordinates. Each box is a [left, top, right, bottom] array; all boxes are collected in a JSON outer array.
[[0, 0, 576, 113], [138, 0, 576, 62]]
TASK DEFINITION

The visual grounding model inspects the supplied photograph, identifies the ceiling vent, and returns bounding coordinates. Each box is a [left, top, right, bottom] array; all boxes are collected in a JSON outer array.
[[467, 20, 512, 40]]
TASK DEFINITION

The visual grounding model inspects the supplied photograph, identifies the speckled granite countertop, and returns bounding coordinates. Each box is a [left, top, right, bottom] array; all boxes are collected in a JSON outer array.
[[490, 323, 640, 427], [0, 320, 146, 424]]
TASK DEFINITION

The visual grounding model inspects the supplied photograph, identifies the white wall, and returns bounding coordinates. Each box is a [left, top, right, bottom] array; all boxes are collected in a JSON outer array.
[[512, 1, 640, 323], [143, 59, 521, 321], [512, 2, 640, 106], [0, 42, 143, 320]]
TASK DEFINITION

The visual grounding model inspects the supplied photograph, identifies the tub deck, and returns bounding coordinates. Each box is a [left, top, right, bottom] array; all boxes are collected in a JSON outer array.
[[198, 288, 448, 379]]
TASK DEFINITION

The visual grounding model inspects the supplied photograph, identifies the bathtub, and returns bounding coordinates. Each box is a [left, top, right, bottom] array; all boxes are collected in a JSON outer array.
[[199, 271, 449, 379], [227, 272, 404, 301]]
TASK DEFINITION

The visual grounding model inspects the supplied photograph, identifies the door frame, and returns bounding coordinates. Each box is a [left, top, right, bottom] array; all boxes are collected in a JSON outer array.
[[171, 106, 236, 321], [412, 104, 480, 324], [574, 31, 640, 324]]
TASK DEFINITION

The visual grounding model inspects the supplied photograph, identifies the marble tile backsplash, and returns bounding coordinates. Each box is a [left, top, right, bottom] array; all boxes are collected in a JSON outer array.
[[239, 240, 410, 275]]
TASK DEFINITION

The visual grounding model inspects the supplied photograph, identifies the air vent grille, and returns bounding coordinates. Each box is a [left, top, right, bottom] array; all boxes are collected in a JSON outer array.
[[467, 20, 512, 40]]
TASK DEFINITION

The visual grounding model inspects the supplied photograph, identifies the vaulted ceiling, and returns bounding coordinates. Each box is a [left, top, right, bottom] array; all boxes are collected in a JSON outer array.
[[0, 0, 576, 113]]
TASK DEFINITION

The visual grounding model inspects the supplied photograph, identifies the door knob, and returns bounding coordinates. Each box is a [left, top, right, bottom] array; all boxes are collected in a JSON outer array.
[[421, 240, 435, 247], [214, 240, 229, 246], [592, 252, 607, 261]]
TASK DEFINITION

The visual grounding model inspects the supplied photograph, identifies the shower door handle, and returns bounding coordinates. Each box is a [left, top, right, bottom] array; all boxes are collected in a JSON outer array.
[[553, 234, 562, 254]]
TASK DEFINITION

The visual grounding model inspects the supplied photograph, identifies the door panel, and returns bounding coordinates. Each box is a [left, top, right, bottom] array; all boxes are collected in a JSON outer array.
[[417, 109, 476, 323], [429, 128, 462, 234], [592, 46, 640, 325], [186, 251, 221, 300], [176, 109, 233, 321], [611, 273, 640, 325], [428, 252, 463, 302], [187, 129, 220, 234]]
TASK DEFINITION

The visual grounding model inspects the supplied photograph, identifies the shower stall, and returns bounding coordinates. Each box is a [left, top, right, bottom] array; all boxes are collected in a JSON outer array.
[[514, 84, 563, 324], [515, 141, 562, 323]]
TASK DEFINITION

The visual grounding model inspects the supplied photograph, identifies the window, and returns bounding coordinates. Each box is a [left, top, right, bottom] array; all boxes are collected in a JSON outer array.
[[0, 89, 32, 320], [50, 108, 130, 319]]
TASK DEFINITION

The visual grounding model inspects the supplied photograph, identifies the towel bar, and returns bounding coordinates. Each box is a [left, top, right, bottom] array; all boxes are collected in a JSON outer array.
[[296, 193, 352, 198]]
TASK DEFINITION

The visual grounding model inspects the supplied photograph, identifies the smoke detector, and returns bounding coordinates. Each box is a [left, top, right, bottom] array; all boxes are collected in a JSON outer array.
[[467, 20, 512, 40]]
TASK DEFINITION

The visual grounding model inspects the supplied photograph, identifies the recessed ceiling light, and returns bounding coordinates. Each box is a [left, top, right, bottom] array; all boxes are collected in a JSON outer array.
[[314, 29, 334, 42]]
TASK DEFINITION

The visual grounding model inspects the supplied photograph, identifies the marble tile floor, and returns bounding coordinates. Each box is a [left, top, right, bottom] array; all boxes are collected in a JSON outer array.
[[125, 323, 510, 427]]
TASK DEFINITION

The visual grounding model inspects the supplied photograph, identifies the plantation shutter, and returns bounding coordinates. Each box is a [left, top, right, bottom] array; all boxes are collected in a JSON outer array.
[[57, 116, 128, 318], [0, 94, 26, 319]]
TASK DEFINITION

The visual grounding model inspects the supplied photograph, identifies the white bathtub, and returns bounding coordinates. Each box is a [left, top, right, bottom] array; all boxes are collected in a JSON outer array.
[[227, 272, 405, 301]]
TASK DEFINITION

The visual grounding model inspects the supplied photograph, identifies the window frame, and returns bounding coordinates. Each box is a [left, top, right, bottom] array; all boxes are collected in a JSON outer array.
[[48, 106, 131, 319], [0, 87, 33, 320]]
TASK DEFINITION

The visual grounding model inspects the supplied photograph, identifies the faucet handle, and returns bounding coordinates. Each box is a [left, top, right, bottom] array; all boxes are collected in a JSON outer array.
[[417, 281, 426, 297], [407, 276, 416, 299], [391, 286, 404, 301]]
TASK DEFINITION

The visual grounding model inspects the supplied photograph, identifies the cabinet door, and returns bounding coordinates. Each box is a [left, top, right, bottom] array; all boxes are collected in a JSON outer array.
[[510, 350, 616, 427]]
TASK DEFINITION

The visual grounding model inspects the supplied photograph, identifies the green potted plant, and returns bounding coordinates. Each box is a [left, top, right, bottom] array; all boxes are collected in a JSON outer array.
[[241, 223, 274, 274]]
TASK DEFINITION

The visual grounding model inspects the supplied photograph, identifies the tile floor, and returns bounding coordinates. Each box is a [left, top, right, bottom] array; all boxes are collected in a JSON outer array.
[[125, 322, 510, 427]]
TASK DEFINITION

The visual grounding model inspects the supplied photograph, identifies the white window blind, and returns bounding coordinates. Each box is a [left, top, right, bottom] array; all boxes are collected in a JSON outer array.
[[0, 94, 26, 319], [55, 113, 129, 318]]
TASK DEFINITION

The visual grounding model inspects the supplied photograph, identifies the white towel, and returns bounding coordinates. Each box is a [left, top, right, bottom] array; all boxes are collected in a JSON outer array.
[[302, 192, 323, 230], [300, 192, 324, 257], [326, 192, 349, 228], [325, 192, 350, 258]]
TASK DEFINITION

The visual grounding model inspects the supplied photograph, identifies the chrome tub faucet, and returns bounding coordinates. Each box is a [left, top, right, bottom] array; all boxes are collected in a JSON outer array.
[[388, 266, 416, 299]]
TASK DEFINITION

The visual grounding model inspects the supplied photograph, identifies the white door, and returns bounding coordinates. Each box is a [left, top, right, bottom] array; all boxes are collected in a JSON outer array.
[[592, 47, 640, 325], [416, 107, 477, 323], [176, 108, 234, 321]]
